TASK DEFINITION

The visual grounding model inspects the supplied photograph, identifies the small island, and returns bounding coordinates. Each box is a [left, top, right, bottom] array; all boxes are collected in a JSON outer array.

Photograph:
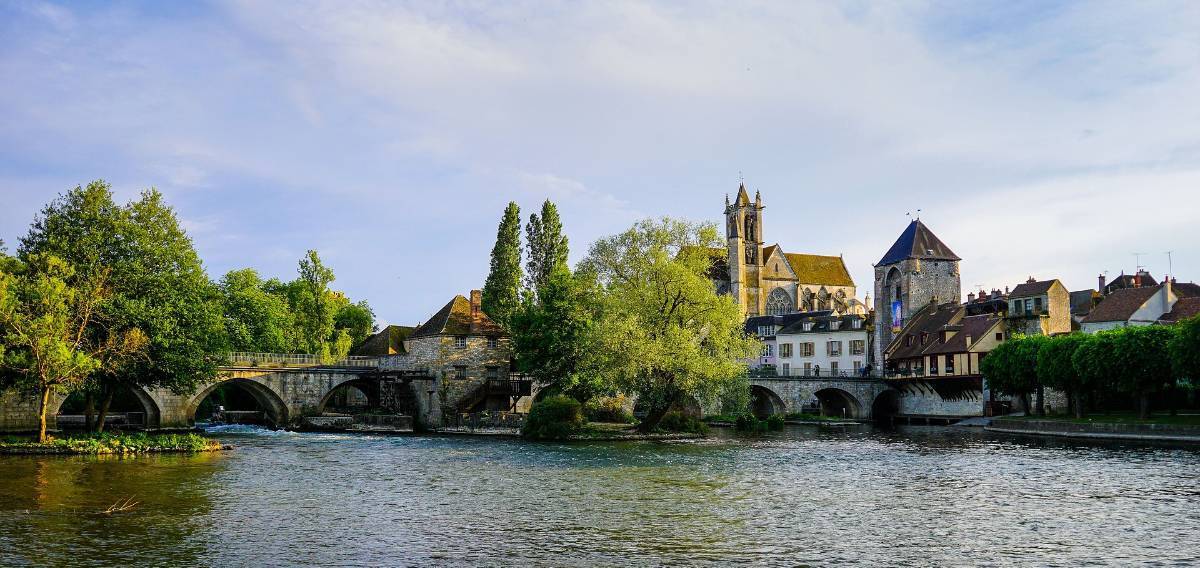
[[0, 432, 225, 455]]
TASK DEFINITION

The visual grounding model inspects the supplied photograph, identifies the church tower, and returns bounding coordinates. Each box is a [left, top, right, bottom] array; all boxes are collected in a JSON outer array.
[[726, 183, 765, 315], [873, 219, 961, 368]]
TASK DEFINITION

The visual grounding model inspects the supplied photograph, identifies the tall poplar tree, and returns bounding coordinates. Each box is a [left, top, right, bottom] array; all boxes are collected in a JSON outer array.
[[482, 202, 522, 327], [525, 200, 569, 294]]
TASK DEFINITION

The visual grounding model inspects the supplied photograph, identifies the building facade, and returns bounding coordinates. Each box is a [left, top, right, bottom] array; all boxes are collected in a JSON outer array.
[[774, 313, 871, 377], [1006, 278, 1072, 336], [714, 183, 859, 318]]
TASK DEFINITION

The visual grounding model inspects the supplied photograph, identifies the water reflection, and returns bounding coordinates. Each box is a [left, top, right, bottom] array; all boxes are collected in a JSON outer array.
[[1, 425, 1197, 566]]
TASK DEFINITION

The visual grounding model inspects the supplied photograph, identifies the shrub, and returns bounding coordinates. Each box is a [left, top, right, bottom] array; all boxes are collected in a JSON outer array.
[[522, 395, 584, 440], [766, 414, 785, 431], [657, 411, 709, 434], [734, 414, 784, 434], [584, 394, 635, 424]]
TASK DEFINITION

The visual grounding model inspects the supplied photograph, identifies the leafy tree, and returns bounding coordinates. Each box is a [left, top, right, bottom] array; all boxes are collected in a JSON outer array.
[[296, 250, 337, 359], [219, 269, 297, 352], [334, 300, 376, 348], [525, 200, 569, 294], [510, 265, 601, 402], [1072, 332, 1121, 411], [578, 218, 758, 432], [1113, 325, 1175, 419], [1036, 334, 1088, 418], [482, 202, 522, 327], [981, 335, 1047, 414], [1170, 315, 1200, 388], [0, 256, 146, 442], [19, 183, 224, 431]]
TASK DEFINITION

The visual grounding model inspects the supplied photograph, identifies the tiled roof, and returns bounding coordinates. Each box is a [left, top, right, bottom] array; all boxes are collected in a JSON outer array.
[[745, 311, 830, 336], [922, 315, 1002, 355], [1160, 297, 1200, 323], [1082, 286, 1159, 324], [1069, 290, 1098, 316], [878, 220, 960, 266], [411, 295, 505, 338], [777, 313, 868, 335], [1010, 279, 1059, 298], [1174, 282, 1200, 298], [886, 302, 961, 360], [784, 253, 854, 287], [352, 325, 414, 356]]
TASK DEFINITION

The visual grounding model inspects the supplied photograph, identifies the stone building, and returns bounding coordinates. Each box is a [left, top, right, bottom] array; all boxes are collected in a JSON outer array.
[[1005, 277, 1071, 336], [872, 219, 962, 368], [711, 183, 860, 318], [1081, 280, 1200, 333], [378, 290, 525, 415]]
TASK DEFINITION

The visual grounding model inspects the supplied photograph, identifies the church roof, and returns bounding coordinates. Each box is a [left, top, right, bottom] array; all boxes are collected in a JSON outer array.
[[784, 253, 854, 287], [735, 183, 751, 206], [877, 220, 960, 266]]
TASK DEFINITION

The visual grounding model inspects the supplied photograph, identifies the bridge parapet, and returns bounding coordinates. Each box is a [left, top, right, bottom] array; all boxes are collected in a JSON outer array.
[[223, 352, 380, 369]]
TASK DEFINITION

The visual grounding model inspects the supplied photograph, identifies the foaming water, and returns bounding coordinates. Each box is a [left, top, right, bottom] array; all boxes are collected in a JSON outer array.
[[1, 425, 1197, 567]]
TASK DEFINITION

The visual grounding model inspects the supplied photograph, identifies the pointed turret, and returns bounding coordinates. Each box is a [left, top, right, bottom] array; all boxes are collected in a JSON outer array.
[[877, 220, 960, 266], [735, 182, 751, 206]]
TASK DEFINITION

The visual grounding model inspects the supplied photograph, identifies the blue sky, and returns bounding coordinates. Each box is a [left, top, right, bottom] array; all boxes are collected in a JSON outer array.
[[2, 0, 1198, 326]]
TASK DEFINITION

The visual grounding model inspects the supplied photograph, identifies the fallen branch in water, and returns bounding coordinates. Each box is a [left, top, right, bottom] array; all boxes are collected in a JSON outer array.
[[101, 496, 139, 515]]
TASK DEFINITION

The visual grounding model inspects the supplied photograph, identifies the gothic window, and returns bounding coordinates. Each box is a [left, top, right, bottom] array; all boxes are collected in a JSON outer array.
[[745, 213, 756, 241], [765, 288, 794, 315], [834, 289, 848, 312], [818, 287, 830, 311]]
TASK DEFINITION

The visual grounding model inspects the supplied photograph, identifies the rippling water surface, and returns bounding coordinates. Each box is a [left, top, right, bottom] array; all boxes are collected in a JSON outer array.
[[1, 425, 1198, 566]]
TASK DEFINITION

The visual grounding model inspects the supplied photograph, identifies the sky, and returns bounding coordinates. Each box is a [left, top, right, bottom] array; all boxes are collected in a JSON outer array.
[[1, 0, 1198, 326]]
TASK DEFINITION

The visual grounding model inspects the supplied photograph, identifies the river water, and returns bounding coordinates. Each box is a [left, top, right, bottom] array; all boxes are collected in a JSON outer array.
[[1, 425, 1197, 567]]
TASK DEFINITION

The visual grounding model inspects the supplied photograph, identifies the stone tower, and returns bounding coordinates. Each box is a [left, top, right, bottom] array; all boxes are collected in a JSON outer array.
[[873, 219, 961, 368], [726, 183, 765, 316]]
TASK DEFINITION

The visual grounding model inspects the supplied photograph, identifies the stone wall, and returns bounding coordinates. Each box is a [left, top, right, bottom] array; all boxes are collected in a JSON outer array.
[[874, 258, 961, 368], [896, 388, 982, 417], [748, 377, 891, 419]]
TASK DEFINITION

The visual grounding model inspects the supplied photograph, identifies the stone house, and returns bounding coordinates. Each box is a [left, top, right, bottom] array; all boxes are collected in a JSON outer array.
[[774, 313, 872, 377], [1005, 277, 1071, 336], [1081, 281, 1200, 333]]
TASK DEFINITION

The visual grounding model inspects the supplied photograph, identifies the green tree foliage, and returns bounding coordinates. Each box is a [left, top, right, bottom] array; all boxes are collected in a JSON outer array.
[[981, 335, 1048, 414], [1170, 315, 1200, 385], [1036, 334, 1088, 418], [1112, 325, 1175, 419], [0, 256, 146, 442], [334, 300, 376, 348], [218, 269, 296, 352], [296, 250, 337, 358], [524, 200, 569, 294], [18, 183, 224, 431], [482, 202, 522, 327], [1071, 331, 1122, 408], [510, 265, 602, 402], [578, 218, 758, 432]]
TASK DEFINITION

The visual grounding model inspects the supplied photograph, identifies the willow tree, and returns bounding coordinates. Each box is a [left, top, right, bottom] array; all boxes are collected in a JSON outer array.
[[579, 218, 758, 432]]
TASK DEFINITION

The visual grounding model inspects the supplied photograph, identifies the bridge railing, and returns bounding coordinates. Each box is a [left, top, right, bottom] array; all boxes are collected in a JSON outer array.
[[223, 352, 380, 368], [748, 369, 882, 380]]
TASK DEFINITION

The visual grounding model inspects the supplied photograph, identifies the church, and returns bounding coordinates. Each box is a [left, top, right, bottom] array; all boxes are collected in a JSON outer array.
[[708, 183, 861, 318]]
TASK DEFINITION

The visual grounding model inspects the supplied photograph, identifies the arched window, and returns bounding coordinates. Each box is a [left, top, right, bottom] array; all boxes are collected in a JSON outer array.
[[765, 288, 794, 315], [818, 287, 830, 311], [801, 288, 815, 312]]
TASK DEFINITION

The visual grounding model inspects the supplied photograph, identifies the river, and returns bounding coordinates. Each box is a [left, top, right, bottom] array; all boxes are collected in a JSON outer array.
[[1, 425, 1197, 567]]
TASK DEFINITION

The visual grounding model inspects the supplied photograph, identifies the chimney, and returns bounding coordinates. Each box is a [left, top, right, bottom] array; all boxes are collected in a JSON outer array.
[[469, 289, 483, 333], [1026, 276, 1036, 284], [1098, 273, 1106, 294], [967, 292, 976, 303]]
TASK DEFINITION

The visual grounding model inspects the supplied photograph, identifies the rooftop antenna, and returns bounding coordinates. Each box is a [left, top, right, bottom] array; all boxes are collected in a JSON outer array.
[[1166, 251, 1174, 280], [915, 208, 922, 221], [1133, 252, 1146, 272]]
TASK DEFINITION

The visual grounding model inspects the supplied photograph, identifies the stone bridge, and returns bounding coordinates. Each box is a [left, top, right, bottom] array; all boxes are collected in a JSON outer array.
[[746, 376, 896, 420], [0, 360, 441, 432]]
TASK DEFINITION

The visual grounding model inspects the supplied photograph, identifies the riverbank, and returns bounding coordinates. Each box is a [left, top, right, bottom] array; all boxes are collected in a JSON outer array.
[[0, 432, 226, 455], [986, 416, 1200, 444]]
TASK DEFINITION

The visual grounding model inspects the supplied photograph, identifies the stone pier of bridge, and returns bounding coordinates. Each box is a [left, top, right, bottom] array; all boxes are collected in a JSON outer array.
[[745, 377, 894, 420]]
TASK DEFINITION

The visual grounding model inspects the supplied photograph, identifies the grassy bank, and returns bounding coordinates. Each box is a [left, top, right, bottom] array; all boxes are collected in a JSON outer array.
[[0, 432, 226, 455], [1011, 413, 1200, 427]]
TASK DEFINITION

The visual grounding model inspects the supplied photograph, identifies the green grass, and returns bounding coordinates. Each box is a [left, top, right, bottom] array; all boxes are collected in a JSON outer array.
[[0, 432, 225, 455], [1012, 412, 1200, 427]]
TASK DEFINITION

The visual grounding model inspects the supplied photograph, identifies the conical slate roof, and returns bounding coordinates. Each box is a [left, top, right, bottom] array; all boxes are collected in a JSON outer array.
[[877, 220, 960, 266]]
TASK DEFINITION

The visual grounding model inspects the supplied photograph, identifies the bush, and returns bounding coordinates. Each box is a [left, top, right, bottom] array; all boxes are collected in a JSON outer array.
[[522, 395, 585, 440], [584, 395, 636, 424], [766, 414, 785, 431], [658, 411, 709, 434], [734, 414, 784, 434]]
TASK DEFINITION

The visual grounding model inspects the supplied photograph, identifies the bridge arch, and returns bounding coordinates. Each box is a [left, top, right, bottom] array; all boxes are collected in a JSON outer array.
[[750, 385, 786, 418], [316, 377, 380, 414], [187, 377, 289, 427], [50, 384, 162, 430], [813, 387, 862, 419], [870, 390, 901, 425]]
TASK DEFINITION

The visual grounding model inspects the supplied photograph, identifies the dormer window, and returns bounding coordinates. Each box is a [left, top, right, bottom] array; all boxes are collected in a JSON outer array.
[[852, 319, 862, 329], [802, 322, 814, 332], [920, 332, 928, 345], [830, 321, 841, 330]]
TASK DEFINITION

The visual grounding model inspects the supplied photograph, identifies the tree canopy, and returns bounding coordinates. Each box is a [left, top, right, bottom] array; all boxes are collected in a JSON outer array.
[[482, 202, 522, 327]]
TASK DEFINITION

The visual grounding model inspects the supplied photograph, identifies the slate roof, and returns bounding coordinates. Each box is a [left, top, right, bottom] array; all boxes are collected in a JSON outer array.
[[1160, 297, 1200, 323], [1010, 279, 1060, 298], [886, 302, 961, 360], [921, 314, 1002, 356], [352, 325, 414, 356], [1105, 273, 1158, 294], [410, 295, 505, 338], [776, 313, 869, 335], [1081, 286, 1160, 324], [877, 220, 960, 266], [1069, 290, 1099, 317], [745, 311, 831, 336]]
